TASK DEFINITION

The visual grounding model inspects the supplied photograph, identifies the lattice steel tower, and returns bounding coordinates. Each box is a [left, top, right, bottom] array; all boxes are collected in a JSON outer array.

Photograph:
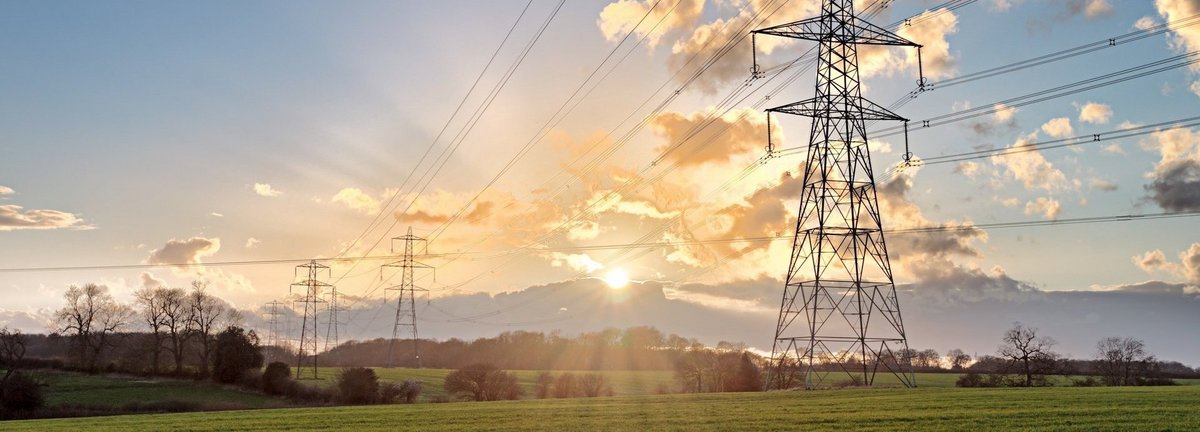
[[262, 300, 285, 363], [290, 260, 330, 380], [383, 227, 430, 368], [752, 0, 923, 388]]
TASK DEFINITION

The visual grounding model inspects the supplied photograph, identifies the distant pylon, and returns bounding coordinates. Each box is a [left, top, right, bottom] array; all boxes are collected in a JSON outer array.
[[382, 227, 431, 368], [752, 0, 923, 389], [263, 300, 285, 362], [290, 260, 330, 380], [323, 286, 342, 362]]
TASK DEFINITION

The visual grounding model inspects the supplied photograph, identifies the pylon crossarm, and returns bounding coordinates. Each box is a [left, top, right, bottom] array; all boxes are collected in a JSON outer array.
[[752, 15, 920, 47], [767, 97, 909, 121]]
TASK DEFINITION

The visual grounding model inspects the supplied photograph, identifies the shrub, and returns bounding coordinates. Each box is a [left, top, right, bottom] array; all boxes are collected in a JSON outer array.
[[579, 373, 613, 397], [336, 367, 379, 404], [1071, 376, 1101, 387], [956, 372, 1004, 388], [534, 371, 554, 399], [262, 362, 291, 395], [379, 382, 402, 404], [212, 327, 264, 384], [398, 379, 422, 403], [552, 372, 577, 398], [444, 363, 522, 401], [1, 372, 44, 413]]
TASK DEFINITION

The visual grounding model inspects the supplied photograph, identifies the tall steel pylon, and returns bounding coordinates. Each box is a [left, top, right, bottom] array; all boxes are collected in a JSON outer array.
[[382, 227, 430, 368], [263, 300, 285, 362], [323, 286, 342, 362], [752, 0, 923, 389], [290, 260, 330, 380]]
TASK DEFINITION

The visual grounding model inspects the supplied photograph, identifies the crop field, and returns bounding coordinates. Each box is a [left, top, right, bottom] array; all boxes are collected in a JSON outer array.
[[37, 371, 283, 409], [7, 385, 1199, 431]]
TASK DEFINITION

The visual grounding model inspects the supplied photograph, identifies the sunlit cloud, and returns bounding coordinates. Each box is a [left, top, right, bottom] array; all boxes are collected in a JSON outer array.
[[253, 183, 282, 197]]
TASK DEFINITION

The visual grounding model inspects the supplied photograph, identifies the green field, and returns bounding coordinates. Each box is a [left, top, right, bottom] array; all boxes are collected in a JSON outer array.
[[7, 385, 1199, 431], [37, 371, 284, 409]]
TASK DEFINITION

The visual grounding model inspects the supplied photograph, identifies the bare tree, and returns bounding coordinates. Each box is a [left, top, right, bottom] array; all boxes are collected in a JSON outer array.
[[945, 348, 972, 370], [915, 349, 941, 369], [55, 283, 134, 371], [0, 327, 27, 384], [159, 287, 192, 375], [134, 287, 168, 374], [1096, 337, 1155, 386], [998, 322, 1058, 387], [189, 281, 227, 377]]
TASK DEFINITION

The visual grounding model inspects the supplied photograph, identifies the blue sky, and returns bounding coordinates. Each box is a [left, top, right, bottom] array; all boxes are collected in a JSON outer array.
[[1, 0, 1199, 361]]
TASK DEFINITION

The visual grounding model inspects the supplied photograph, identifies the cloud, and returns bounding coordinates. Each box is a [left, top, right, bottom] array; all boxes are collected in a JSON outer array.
[[1157, 0, 1200, 71], [1076, 0, 1113, 19], [1040, 117, 1074, 138], [1192, 81, 1200, 97], [587, 191, 678, 219], [1088, 178, 1119, 191], [1101, 143, 1126, 155], [857, 8, 960, 80], [146, 237, 220, 268], [1077, 102, 1113, 124], [245, 237, 260, 249], [253, 183, 282, 197], [332, 187, 381, 215], [954, 161, 980, 178], [1133, 243, 1200, 287], [0, 204, 91, 232], [1134, 16, 1158, 30], [139, 272, 167, 291], [598, 0, 704, 48], [1024, 197, 1062, 220], [991, 0, 1018, 12], [991, 133, 1070, 192], [549, 252, 604, 274], [1141, 127, 1200, 211], [650, 107, 776, 167], [0, 186, 12, 196], [993, 103, 1019, 123], [209, 212, 224, 218]]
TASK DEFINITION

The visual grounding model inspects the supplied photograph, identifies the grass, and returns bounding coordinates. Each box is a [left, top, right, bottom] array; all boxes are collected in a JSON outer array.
[[6, 385, 1198, 431], [36, 370, 284, 409]]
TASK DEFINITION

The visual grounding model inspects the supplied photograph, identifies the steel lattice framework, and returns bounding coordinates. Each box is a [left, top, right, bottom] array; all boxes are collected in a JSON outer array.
[[754, 0, 922, 389], [383, 227, 431, 368], [291, 260, 330, 380]]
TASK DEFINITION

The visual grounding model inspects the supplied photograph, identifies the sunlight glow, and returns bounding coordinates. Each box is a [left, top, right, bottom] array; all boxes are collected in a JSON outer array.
[[603, 269, 629, 289]]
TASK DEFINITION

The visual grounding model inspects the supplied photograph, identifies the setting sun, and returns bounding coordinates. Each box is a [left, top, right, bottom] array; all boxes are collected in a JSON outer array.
[[603, 269, 630, 289]]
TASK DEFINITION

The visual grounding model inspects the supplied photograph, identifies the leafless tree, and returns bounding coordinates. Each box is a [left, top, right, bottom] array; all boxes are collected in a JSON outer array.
[[945, 348, 972, 370], [134, 287, 168, 374], [1096, 337, 1154, 386], [0, 327, 27, 384], [55, 284, 134, 371], [189, 281, 227, 377], [159, 287, 192, 375], [915, 349, 941, 368], [998, 322, 1058, 387]]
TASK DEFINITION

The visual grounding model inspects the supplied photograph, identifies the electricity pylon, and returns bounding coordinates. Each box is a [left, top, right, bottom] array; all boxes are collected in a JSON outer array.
[[290, 260, 330, 380], [383, 227, 431, 368], [323, 286, 342, 362], [263, 300, 285, 362], [753, 0, 923, 389]]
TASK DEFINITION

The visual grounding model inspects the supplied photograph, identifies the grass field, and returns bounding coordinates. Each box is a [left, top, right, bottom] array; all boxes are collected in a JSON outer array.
[[7, 385, 1199, 431], [37, 371, 284, 409]]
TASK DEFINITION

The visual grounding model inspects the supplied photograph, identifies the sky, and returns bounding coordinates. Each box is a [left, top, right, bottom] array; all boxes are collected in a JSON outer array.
[[2, 0, 1199, 363]]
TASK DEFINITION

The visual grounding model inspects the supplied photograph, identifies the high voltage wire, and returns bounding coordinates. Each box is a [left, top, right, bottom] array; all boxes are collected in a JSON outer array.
[[22, 210, 1194, 274]]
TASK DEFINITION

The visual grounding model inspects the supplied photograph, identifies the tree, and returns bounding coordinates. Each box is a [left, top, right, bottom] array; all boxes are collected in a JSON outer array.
[[443, 363, 522, 401], [212, 326, 264, 384], [0, 328, 27, 385], [55, 284, 134, 371], [158, 287, 192, 375], [578, 373, 612, 397], [188, 281, 227, 377], [534, 371, 554, 399], [729, 352, 762, 392], [1, 372, 43, 414], [915, 349, 941, 369], [998, 322, 1058, 387], [945, 349, 972, 370], [552, 372, 578, 398], [336, 367, 379, 404], [134, 287, 168, 374], [262, 361, 291, 395], [1095, 337, 1155, 386]]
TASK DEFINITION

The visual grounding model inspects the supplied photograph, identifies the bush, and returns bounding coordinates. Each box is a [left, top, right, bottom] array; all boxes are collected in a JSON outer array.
[[579, 373, 613, 397], [1071, 376, 1102, 387], [398, 379, 422, 403], [552, 372, 577, 398], [212, 327, 264, 384], [534, 371, 554, 399], [336, 367, 379, 404], [444, 363, 522, 401], [2, 372, 45, 413], [956, 372, 1004, 388], [379, 382, 402, 404], [262, 362, 291, 395]]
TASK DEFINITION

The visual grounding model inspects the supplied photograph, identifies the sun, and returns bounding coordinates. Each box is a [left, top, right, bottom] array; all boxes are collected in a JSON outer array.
[[603, 269, 630, 289]]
